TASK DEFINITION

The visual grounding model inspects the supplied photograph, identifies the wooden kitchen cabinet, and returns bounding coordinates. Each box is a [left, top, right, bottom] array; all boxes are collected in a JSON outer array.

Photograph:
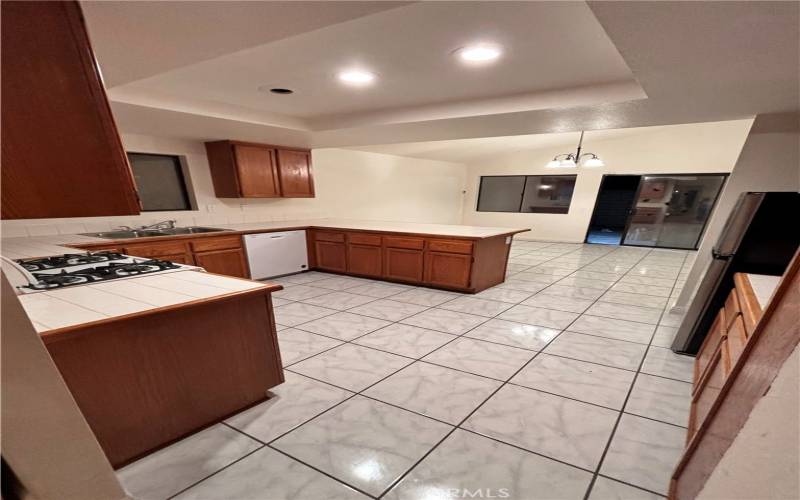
[[1, 1, 141, 219], [383, 247, 424, 283], [205, 141, 281, 198], [78, 234, 249, 278], [194, 249, 248, 278], [205, 140, 314, 199], [347, 245, 382, 277], [315, 241, 348, 272], [277, 149, 315, 197], [43, 286, 284, 467], [424, 251, 472, 289]]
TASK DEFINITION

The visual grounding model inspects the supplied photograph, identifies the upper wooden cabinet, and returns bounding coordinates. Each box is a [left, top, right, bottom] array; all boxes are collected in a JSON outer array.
[[205, 141, 314, 198], [1, 1, 141, 219], [276, 150, 315, 197]]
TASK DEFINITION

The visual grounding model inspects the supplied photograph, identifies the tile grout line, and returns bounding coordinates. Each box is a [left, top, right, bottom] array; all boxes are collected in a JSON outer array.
[[375, 243, 650, 498], [168, 243, 690, 499], [581, 250, 690, 500], [210, 242, 583, 498]]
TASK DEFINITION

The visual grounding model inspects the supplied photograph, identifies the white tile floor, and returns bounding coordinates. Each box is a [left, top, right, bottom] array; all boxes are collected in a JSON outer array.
[[118, 241, 697, 499]]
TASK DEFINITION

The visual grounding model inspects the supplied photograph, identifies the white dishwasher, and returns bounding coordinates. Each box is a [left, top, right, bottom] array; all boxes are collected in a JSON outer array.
[[244, 231, 309, 280]]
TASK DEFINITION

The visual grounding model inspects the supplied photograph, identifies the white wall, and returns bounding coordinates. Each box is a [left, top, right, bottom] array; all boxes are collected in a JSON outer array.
[[1, 134, 466, 237], [1, 273, 127, 500], [698, 346, 799, 499], [675, 112, 800, 309], [461, 120, 753, 241]]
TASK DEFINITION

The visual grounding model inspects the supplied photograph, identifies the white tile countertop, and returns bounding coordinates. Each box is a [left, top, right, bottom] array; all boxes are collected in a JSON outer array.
[[1, 219, 529, 260], [217, 219, 530, 239], [19, 271, 275, 333], [2, 219, 526, 333], [745, 273, 782, 309], [0, 234, 106, 259]]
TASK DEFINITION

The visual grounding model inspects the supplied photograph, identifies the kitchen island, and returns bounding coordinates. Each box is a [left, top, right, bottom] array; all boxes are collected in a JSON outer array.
[[10, 264, 284, 468], [66, 218, 530, 293]]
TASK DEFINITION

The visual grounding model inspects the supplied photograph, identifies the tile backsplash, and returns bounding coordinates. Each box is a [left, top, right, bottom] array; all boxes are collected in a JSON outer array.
[[0, 208, 327, 238]]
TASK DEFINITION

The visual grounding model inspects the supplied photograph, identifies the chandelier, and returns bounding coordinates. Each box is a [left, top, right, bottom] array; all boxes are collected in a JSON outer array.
[[545, 131, 604, 169]]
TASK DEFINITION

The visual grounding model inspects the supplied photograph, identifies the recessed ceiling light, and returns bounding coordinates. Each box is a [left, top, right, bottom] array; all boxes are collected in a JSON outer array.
[[258, 85, 294, 95], [458, 44, 502, 63], [338, 70, 376, 85]]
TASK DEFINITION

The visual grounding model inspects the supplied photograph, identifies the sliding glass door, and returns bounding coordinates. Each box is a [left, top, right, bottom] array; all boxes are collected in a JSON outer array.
[[621, 175, 727, 249]]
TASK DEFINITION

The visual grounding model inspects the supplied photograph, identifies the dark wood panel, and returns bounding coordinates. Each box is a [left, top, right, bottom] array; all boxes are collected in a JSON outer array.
[[1, 1, 141, 219], [45, 291, 283, 467], [347, 244, 382, 277], [315, 241, 347, 272], [234, 144, 281, 197], [276, 149, 315, 198], [424, 251, 472, 289], [194, 249, 249, 278]]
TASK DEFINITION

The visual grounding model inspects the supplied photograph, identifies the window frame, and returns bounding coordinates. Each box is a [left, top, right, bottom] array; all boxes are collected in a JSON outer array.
[[476, 174, 577, 214], [126, 152, 196, 212]]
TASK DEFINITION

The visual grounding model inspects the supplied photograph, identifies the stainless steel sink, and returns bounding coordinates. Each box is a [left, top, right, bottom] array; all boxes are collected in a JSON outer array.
[[82, 227, 228, 239], [82, 230, 169, 239], [156, 227, 228, 235]]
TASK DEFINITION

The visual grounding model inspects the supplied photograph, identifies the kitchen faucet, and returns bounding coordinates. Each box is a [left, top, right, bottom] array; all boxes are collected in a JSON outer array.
[[140, 220, 177, 230], [112, 220, 177, 231]]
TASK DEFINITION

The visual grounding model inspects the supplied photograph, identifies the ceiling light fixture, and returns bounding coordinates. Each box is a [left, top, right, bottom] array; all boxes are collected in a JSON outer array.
[[458, 44, 502, 63], [545, 131, 605, 169], [338, 69, 376, 85]]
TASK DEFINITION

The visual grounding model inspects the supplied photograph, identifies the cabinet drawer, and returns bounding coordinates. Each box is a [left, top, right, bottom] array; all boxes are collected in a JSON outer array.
[[191, 235, 242, 252], [315, 231, 345, 243], [689, 339, 731, 442], [348, 232, 382, 246], [734, 274, 762, 336], [125, 241, 189, 258], [694, 308, 726, 388], [726, 314, 748, 368], [723, 288, 741, 330], [427, 239, 473, 255], [384, 236, 424, 250]]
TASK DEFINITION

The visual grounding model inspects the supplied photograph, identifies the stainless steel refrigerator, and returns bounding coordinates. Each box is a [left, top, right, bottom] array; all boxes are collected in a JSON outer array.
[[671, 191, 800, 354]]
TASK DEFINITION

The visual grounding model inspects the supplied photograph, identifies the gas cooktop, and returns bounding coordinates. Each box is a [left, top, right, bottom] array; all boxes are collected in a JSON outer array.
[[14, 252, 193, 293]]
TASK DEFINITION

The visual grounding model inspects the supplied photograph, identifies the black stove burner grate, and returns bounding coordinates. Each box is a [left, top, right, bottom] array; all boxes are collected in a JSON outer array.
[[17, 252, 127, 271], [23, 258, 181, 290]]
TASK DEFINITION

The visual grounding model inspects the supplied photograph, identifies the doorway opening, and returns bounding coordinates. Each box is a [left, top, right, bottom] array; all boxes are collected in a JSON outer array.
[[585, 174, 727, 250], [585, 175, 640, 245]]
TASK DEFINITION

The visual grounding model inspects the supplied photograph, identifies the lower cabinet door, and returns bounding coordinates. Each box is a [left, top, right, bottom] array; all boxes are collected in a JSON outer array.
[[315, 241, 347, 272], [193, 248, 248, 278], [347, 244, 382, 277], [424, 251, 472, 289], [384, 247, 423, 283]]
